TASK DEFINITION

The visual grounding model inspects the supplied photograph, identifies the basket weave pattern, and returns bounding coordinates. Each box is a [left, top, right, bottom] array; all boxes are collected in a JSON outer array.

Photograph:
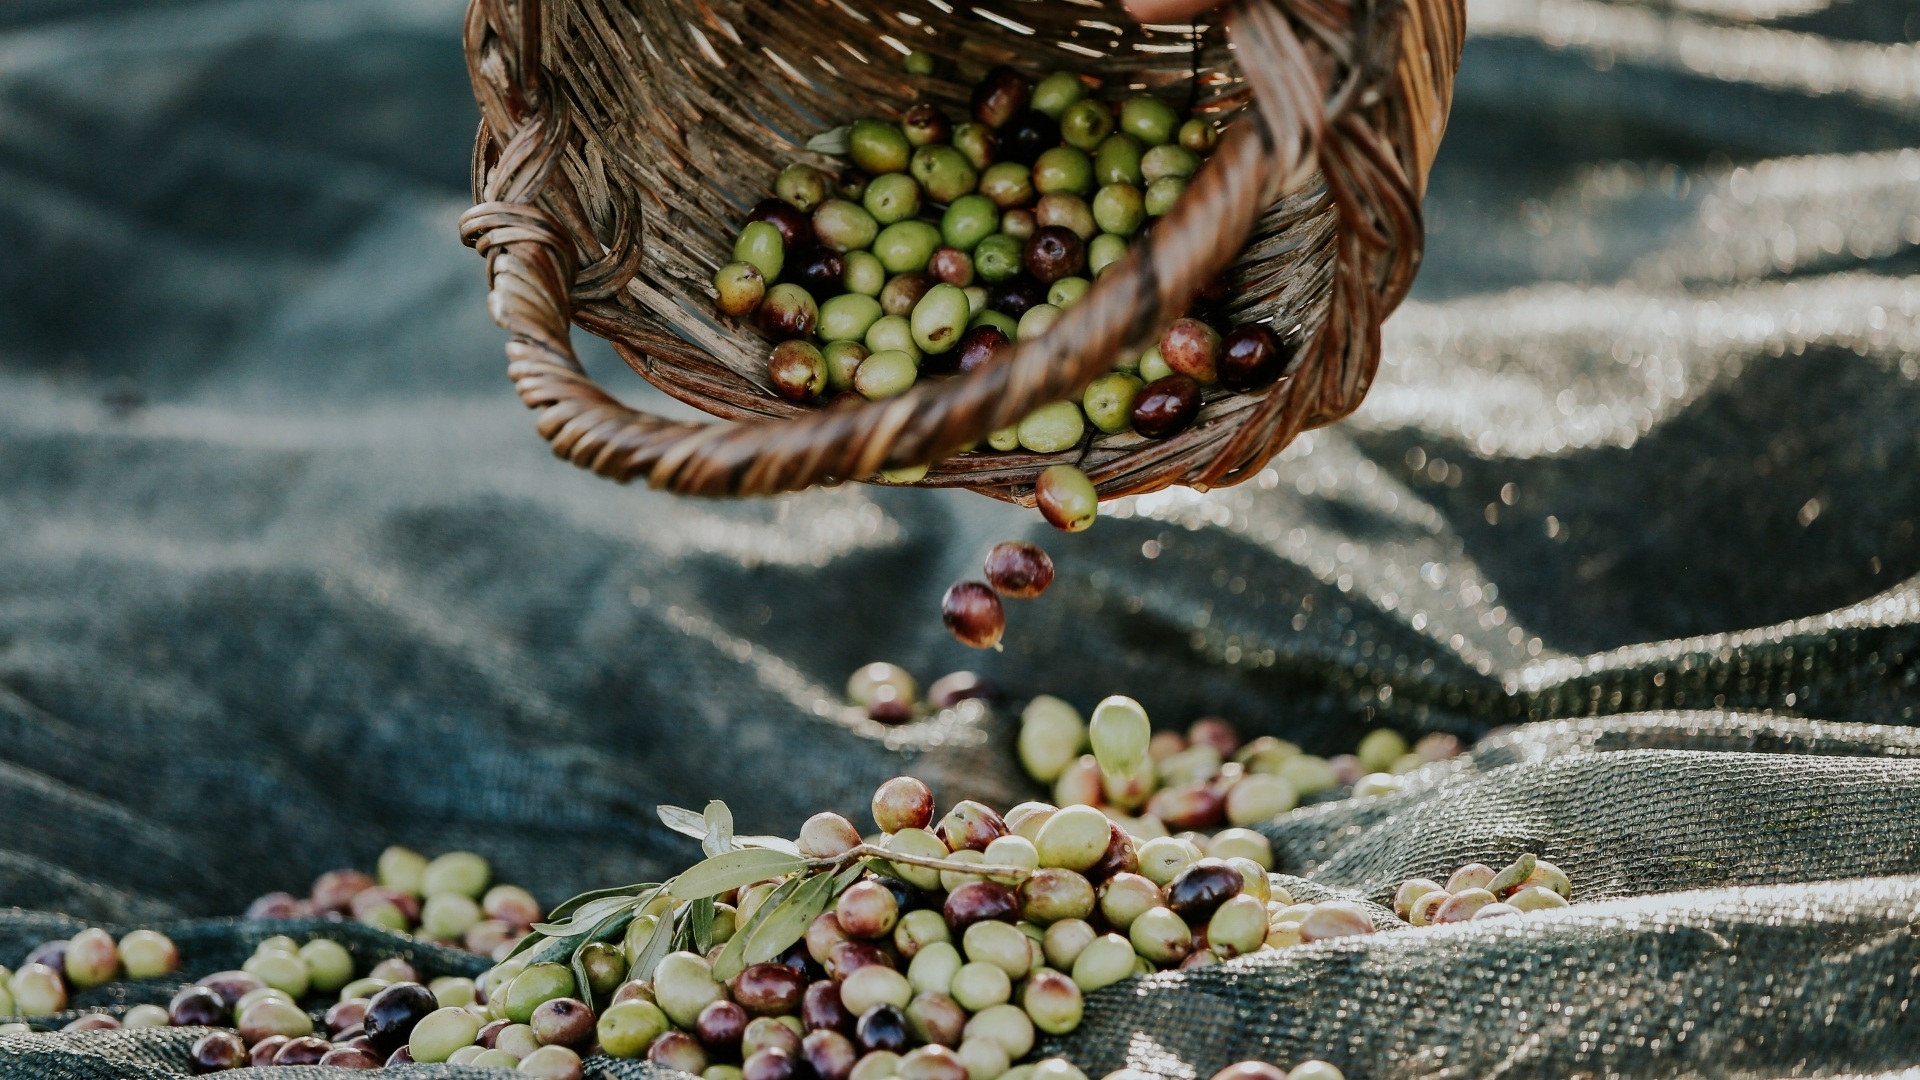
[[460, 0, 1463, 501]]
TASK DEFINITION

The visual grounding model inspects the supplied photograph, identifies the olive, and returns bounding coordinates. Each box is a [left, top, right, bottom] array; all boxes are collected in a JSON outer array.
[[1137, 836, 1202, 887], [655, 951, 727, 1027], [841, 252, 886, 298], [852, 1051, 904, 1080], [1023, 227, 1085, 283], [496, 1024, 543, 1059], [946, 962, 1011, 1013], [120, 1003, 169, 1029], [912, 283, 971, 355], [361, 982, 437, 1055], [1145, 177, 1187, 216], [327, 998, 371, 1036], [1166, 860, 1244, 921], [1033, 147, 1092, 197], [1157, 318, 1220, 383], [1128, 906, 1193, 966], [1087, 233, 1128, 277], [1446, 864, 1497, 893], [244, 893, 304, 920], [970, 66, 1031, 129], [880, 273, 934, 318], [937, 801, 1011, 853], [169, 985, 227, 1026], [903, 50, 935, 75], [748, 198, 815, 250], [865, 173, 922, 225], [982, 541, 1053, 598], [1119, 96, 1178, 146], [881, 828, 948, 892], [999, 110, 1060, 167], [1035, 194, 1096, 241], [953, 325, 1008, 375], [1508, 886, 1570, 912], [1091, 184, 1146, 237], [370, 957, 422, 986], [189, 1031, 246, 1074], [385, 1047, 416, 1067], [905, 991, 967, 1047], [760, 283, 819, 340], [1146, 782, 1225, 830], [964, 1005, 1035, 1061], [819, 341, 870, 394], [875, 221, 943, 275], [688, 999, 745, 1051], [961, 921, 1032, 978], [902, 103, 952, 147], [987, 276, 1046, 318], [942, 581, 1005, 649], [241, 949, 308, 998], [815, 200, 881, 252], [939, 196, 1000, 253], [1035, 465, 1098, 532], [827, 940, 892, 982], [1081, 372, 1141, 434], [1051, 754, 1102, 806], [1018, 868, 1095, 924], [900, 1044, 970, 1080], [1050, 100, 1109, 154], [838, 172, 870, 201], [942, 880, 1019, 932], [952, 124, 998, 170], [806, 1029, 860, 1080], [521, 1045, 585, 1080], [1084, 820, 1140, 884], [850, 119, 912, 175], [1130, 375, 1201, 439], [929, 247, 974, 287], [318, 1046, 382, 1070], [1029, 72, 1086, 118], [1134, 345, 1173, 382], [1001, 209, 1037, 240], [652, 1029, 712, 1074], [1019, 969, 1083, 1035], [1300, 901, 1378, 940], [958, 1037, 1011, 1080], [1015, 398, 1081, 452], [62, 1014, 120, 1033], [854, 349, 918, 400], [404, 1007, 481, 1063], [834, 881, 900, 941], [911, 146, 979, 205], [249, 1037, 291, 1068], [745, 1015, 804, 1058], [1142, 144, 1202, 183], [978, 163, 1035, 210], [1094, 134, 1145, 187], [1217, 323, 1288, 389], [1226, 774, 1297, 825], [778, 164, 834, 212], [856, 1003, 912, 1054], [239, 998, 314, 1044], [62, 927, 118, 988], [804, 978, 856, 1033], [785, 246, 846, 303], [593, 999, 667, 1059], [1046, 277, 1090, 309]]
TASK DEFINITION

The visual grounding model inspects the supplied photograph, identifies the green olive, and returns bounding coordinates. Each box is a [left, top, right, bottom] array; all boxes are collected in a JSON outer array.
[[964, 286, 989, 316], [963, 1004, 1034, 1061], [712, 261, 766, 317], [903, 50, 935, 75], [874, 221, 943, 274], [1128, 906, 1192, 965], [1207, 894, 1269, 957], [432, 976, 479, 1009], [978, 163, 1035, 209], [911, 146, 979, 205], [1033, 803, 1108, 870], [1040, 919, 1097, 970], [1047, 277, 1090, 308], [820, 293, 886, 343], [1068, 933, 1135, 992], [1016, 303, 1063, 343], [1032, 147, 1093, 197], [1145, 176, 1187, 217], [1083, 372, 1141, 434], [1094, 134, 1145, 186], [884, 827, 949, 890], [953, 123, 997, 170], [1018, 868, 1096, 925], [958, 1036, 1011, 1080], [961, 920, 1032, 978], [864, 173, 923, 224], [1136, 835, 1201, 885], [595, 999, 668, 1059], [864, 315, 921, 359], [777, 164, 833, 212], [1142, 144, 1202, 183], [815, 200, 880, 252], [379, 846, 429, 894], [296, 939, 353, 993], [942, 195, 1002, 252], [1035, 194, 1096, 241], [845, 251, 887, 296], [1020, 969, 1083, 1035], [973, 234, 1024, 283], [1119, 96, 1179, 146], [1213, 830, 1275, 869], [850, 119, 912, 175], [1059, 100, 1114, 152], [840, 965, 914, 1015], [1088, 233, 1129, 276], [987, 426, 1020, 451], [907, 941, 964, 998], [856, 350, 920, 400], [911, 283, 971, 355], [823, 341, 869, 391], [651, 952, 723, 1028], [1016, 399, 1083, 453], [423, 892, 482, 939], [339, 976, 391, 1004], [947, 961, 1012, 1012], [969, 309, 1019, 338], [502, 962, 575, 1024], [242, 951, 309, 999], [1137, 345, 1173, 382], [1092, 184, 1145, 237], [409, 1006, 482, 1063], [1029, 72, 1086, 117], [732, 221, 785, 282]]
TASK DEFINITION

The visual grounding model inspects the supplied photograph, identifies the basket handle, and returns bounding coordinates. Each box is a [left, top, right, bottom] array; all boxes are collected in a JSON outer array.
[[461, 0, 1457, 498]]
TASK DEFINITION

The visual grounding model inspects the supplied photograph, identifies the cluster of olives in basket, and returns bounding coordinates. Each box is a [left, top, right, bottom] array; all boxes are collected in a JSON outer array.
[[709, 63, 1295, 465], [244, 846, 543, 960]]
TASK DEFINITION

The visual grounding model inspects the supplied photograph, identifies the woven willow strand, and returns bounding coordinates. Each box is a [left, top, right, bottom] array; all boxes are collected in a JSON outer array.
[[460, 0, 1463, 502]]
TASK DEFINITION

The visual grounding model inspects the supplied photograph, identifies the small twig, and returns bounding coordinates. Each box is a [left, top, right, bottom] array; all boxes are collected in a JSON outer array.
[[806, 844, 1033, 883]]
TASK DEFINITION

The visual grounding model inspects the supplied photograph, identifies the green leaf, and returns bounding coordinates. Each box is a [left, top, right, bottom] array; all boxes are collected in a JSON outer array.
[[659, 805, 709, 841], [531, 894, 638, 938], [737, 871, 837, 970], [702, 801, 736, 858], [737, 835, 803, 856], [570, 905, 636, 1005], [502, 929, 547, 963], [691, 896, 716, 954], [670, 848, 810, 901], [712, 875, 805, 981], [808, 126, 851, 155], [544, 881, 657, 925], [629, 893, 681, 981]]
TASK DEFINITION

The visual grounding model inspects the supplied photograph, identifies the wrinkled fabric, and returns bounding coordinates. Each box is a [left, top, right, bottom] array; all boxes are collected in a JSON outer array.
[[2, 0, 1918, 1076]]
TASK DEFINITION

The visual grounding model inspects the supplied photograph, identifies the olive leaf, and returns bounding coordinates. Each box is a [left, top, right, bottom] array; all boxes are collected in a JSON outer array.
[[690, 895, 716, 954], [737, 835, 802, 856], [658, 804, 710, 841], [702, 801, 735, 858], [530, 893, 639, 938], [628, 887, 681, 981], [570, 905, 638, 1005], [712, 874, 806, 981], [807, 126, 851, 155], [544, 882, 658, 925], [735, 868, 839, 971], [670, 847, 811, 901]]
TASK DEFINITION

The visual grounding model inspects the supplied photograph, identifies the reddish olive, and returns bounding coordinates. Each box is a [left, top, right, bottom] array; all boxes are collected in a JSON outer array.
[[942, 880, 1019, 932], [697, 1000, 750, 1050], [1023, 227, 1085, 283], [983, 541, 1053, 598], [804, 979, 857, 1033], [937, 801, 1011, 852], [954, 326, 1008, 375], [1219, 323, 1291, 389], [941, 581, 1005, 649], [748, 198, 815, 249], [1130, 375, 1201, 439], [971, 66, 1031, 129]]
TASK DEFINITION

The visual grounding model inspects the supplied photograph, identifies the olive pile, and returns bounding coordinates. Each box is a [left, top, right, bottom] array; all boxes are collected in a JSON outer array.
[[0, 927, 181, 1029], [846, 663, 994, 725], [709, 64, 1294, 493], [245, 847, 543, 960], [1392, 854, 1572, 926], [1019, 695, 1466, 832]]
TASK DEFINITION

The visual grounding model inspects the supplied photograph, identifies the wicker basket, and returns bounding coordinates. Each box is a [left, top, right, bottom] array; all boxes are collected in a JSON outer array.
[[460, 0, 1462, 503]]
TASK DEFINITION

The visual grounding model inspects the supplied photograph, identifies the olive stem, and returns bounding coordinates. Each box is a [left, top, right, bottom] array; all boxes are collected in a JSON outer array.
[[808, 844, 1033, 883]]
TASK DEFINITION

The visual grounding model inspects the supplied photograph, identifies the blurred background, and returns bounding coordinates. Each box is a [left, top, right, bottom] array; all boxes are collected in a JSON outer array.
[[0, 0, 1916, 921]]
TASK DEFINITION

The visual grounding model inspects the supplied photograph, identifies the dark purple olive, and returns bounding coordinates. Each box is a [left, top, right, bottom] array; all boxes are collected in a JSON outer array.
[[868, 697, 913, 724], [385, 1046, 415, 1066], [999, 110, 1061, 167], [942, 880, 1019, 932], [363, 982, 437, 1056], [1084, 820, 1140, 885], [1219, 323, 1292, 390], [274, 1037, 333, 1066], [697, 1000, 750, 1051], [868, 875, 921, 916], [477, 1018, 511, 1049], [532, 997, 596, 1047], [745, 1047, 801, 1080], [318, 1046, 382, 1069], [1166, 860, 1244, 921], [1023, 226, 1085, 283], [748, 198, 815, 250], [189, 1031, 247, 1074], [803, 980, 855, 1033], [789, 245, 847, 301], [983, 541, 1053, 598], [650, 1030, 710, 1073], [345, 1035, 378, 1056], [249, 1037, 291, 1067], [855, 1004, 912, 1054], [953, 326, 1008, 376], [827, 941, 892, 981], [929, 247, 974, 288], [333, 1025, 366, 1043], [804, 1028, 858, 1080], [971, 66, 1031, 129], [936, 801, 1010, 853], [1145, 781, 1225, 830], [64, 1013, 121, 1032], [777, 941, 826, 983], [326, 999, 370, 1036], [194, 971, 265, 1009], [927, 671, 996, 708], [1131, 374, 1201, 438], [24, 940, 66, 972], [880, 273, 935, 318], [169, 986, 230, 1027], [941, 581, 1005, 650], [733, 961, 808, 1016], [902, 103, 952, 147], [244, 892, 305, 920], [987, 277, 1046, 320]]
